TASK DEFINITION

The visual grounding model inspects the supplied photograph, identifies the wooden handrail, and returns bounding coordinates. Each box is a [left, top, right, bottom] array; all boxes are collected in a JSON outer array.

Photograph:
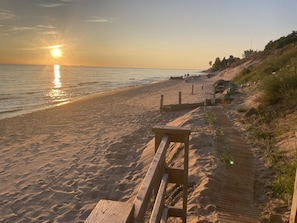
[[85, 125, 191, 223], [132, 126, 190, 223], [132, 135, 170, 222]]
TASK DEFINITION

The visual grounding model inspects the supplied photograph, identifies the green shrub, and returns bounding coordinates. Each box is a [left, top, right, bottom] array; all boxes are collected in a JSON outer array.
[[272, 157, 297, 201], [259, 69, 297, 109], [236, 107, 247, 113]]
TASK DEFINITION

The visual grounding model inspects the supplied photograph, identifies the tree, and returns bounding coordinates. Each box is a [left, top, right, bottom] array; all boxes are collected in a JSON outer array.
[[213, 57, 221, 69], [264, 31, 297, 51], [243, 49, 255, 58], [209, 61, 212, 67]]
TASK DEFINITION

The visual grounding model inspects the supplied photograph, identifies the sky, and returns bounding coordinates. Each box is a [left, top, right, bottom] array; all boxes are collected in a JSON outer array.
[[0, 0, 296, 69]]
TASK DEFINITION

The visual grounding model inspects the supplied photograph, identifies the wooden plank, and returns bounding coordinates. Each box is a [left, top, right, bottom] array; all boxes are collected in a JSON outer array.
[[161, 207, 169, 223], [182, 135, 189, 223], [149, 173, 169, 223], [167, 167, 184, 185], [153, 126, 191, 144], [153, 125, 191, 136], [290, 169, 297, 223], [85, 200, 134, 223], [133, 135, 169, 223]]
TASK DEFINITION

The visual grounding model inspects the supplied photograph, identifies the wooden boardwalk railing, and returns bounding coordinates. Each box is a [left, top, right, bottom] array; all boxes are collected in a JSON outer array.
[[85, 125, 191, 223]]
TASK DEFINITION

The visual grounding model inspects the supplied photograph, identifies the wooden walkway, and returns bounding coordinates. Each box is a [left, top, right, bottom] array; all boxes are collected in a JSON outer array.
[[211, 107, 261, 222]]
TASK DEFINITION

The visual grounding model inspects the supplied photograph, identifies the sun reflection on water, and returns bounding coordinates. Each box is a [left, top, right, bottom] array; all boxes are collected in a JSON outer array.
[[48, 64, 67, 103], [54, 64, 61, 88]]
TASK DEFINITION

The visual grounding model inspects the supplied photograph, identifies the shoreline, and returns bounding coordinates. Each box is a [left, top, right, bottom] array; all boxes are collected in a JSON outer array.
[[0, 65, 203, 121], [0, 80, 170, 121]]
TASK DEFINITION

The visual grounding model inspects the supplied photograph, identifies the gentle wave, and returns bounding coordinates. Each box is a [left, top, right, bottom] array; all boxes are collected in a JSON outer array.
[[77, 81, 99, 86], [0, 108, 23, 115], [25, 91, 40, 95]]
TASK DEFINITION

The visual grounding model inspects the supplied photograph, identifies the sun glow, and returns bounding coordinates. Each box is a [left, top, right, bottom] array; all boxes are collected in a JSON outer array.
[[50, 46, 62, 58]]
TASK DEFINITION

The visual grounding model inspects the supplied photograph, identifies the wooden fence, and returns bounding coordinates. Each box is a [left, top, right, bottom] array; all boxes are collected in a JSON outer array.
[[85, 125, 191, 223], [160, 93, 222, 112]]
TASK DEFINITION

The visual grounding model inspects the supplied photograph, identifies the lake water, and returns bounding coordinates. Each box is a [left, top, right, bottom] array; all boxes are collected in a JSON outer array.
[[0, 64, 202, 119]]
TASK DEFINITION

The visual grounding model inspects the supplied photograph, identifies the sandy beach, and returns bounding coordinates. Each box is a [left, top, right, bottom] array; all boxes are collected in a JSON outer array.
[[0, 74, 221, 222]]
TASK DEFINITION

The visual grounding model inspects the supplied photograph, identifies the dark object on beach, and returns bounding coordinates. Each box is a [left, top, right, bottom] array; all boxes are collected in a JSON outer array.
[[212, 79, 231, 93], [221, 82, 239, 103], [214, 85, 225, 93], [170, 76, 183, 80], [213, 79, 230, 88], [207, 73, 215, 78]]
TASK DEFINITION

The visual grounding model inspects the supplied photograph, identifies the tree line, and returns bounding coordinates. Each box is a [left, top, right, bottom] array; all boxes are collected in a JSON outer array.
[[208, 31, 297, 72]]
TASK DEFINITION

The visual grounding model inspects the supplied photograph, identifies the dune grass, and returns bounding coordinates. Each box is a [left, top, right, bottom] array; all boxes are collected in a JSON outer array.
[[233, 44, 297, 85], [259, 68, 297, 110]]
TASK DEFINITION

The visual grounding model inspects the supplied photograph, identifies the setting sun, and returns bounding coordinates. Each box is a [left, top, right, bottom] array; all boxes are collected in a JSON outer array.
[[50, 47, 62, 58]]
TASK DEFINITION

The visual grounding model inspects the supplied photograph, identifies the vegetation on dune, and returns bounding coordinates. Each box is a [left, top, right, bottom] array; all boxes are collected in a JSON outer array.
[[272, 156, 297, 201], [233, 46, 297, 84], [265, 31, 297, 51], [233, 31, 297, 85], [232, 31, 297, 203], [259, 67, 297, 110]]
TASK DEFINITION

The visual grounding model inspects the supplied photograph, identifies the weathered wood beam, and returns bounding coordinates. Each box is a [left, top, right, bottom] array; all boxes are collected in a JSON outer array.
[[149, 173, 169, 223], [132, 135, 169, 223], [85, 200, 134, 223]]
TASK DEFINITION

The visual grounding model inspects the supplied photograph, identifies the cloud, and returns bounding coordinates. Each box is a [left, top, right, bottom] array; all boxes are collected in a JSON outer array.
[[37, 0, 79, 7], [37, 25, 56, 29], [61, 0, 78, 2], [42, 30, 59, 35], [0, 25, 38, 37], [35, 25, 58, 35], [0, 23, 57, 36], [10, 26, 37, 32], [37, 3, 66, 8], [47, 44, 64, 49], [83, 17, 118, 23], [0, 9, 17, 20], [21, 44, 65, 51]]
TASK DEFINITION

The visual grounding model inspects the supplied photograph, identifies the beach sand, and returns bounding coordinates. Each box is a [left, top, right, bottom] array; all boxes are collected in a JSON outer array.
[[0, 74, 225, 223]]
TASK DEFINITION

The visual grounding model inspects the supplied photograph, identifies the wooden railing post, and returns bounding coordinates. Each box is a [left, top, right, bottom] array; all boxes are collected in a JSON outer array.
[[160, 95, 164, 111], [290, 169, 297, 223], [152, 125, 191, 223]]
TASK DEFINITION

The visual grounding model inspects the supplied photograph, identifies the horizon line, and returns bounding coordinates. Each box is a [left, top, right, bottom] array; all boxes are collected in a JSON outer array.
[[0, 62, 206, 71]]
